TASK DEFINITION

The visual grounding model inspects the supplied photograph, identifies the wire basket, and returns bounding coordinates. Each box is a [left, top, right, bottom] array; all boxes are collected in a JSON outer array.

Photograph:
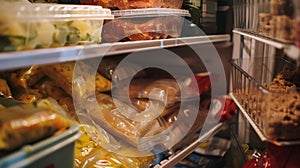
[[231, 56, 300, 141]]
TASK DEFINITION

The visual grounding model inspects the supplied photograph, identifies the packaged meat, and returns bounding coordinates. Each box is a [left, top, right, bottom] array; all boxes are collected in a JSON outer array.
[[113, 78, 198, 108], [0, 79, 12, 99], [102, 8, 190, 42], [0, 2, 113, 52], [41, 61, 111, 97], [9, 66, 45, 89], [0, 102, 70, 151], [80, 0, 183, 10]]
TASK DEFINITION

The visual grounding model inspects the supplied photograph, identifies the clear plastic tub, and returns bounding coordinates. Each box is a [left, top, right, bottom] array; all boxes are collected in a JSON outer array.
[[0, 124, 81, 168], [231, 56, 300, 141], [80, 0, 183, 10], [0, 2, 113, 52], [102, 8, 190, 42]]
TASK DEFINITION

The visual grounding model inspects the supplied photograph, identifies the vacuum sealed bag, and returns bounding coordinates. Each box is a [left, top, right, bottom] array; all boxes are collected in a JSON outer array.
[[0, 100, 70, 151], [42, 61, 111, 97]]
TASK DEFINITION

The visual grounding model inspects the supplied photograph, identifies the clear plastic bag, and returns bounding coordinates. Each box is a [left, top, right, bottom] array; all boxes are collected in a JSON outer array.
[[0, 99, 71, 151]]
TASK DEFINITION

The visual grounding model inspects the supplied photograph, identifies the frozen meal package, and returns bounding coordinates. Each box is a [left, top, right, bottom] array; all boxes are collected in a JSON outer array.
[[41, 61, 111, 97], [0, 2, 113, 52], [75, 124, 155, 168], [0, 101, 71, 151], [113, 78, 198, 108]]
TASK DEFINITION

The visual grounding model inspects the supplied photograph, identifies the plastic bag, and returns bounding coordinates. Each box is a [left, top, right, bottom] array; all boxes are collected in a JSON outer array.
[[41, 61, 111, 97], [113, 78, 198, 108], [75, 124, 155, 168], [0, 101, 70, 151], [9, 66, 45, 89]]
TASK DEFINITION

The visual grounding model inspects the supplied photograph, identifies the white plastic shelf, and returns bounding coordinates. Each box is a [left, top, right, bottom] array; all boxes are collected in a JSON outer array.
[[0, 35, 230, 70], [230, 93, 300, 146], [233, 29, 300, 60], [155, 123, 224, 168]]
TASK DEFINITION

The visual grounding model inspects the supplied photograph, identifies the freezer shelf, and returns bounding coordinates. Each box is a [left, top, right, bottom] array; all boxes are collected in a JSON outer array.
[[154, 123, 224, 168], [230, 93, 300, 146], [233, 29, 300, 60], [0, 35, 230, 70]]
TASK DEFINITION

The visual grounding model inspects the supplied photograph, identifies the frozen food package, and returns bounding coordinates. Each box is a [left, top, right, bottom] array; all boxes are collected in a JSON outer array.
[[9, 66, 45, 89], [41, 61, 111, 97], [82, 93, 167, 147], [75, 124, 155, 168], [129, 98, 180, 117], [80, 0, 183, 9], [97, 56, 147, 80], [0, 2, 113, 52], [0, 79, 12, 99], [102, 8, 190, 42], [113, 78, 198, 108], [0, 103, 70, 151]]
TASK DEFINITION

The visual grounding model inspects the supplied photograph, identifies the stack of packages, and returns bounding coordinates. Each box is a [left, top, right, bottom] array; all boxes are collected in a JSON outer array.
[[259, 0, 295, 43], [0, 54, 214, 167]]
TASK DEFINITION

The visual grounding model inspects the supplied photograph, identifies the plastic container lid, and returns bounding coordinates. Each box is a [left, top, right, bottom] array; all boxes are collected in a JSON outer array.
[[0, 2, 114, 21], [112, 8, 191, 18]]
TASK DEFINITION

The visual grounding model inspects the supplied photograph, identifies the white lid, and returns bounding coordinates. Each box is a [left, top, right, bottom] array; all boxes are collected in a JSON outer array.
[[112, 8, 191, 18], [0, 2, 114, 21]]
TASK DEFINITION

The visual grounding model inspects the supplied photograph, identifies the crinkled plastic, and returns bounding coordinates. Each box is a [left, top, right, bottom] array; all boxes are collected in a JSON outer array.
[[85, 93, 165, 147], [75, 124, 155, 168], [41, 61, 111, 97], [0, 79, 12, 99], [0, 100, 70, 151], [9, 66, 45, 89], [113, 78, 198, 108]]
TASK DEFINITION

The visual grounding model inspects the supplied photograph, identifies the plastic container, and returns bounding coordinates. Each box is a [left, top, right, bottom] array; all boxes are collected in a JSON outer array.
[[231, 56, 300, 141], [80, 0, 183, 10], [102, 8, 190, 42], [0, 124, 81, 168], [0, 2, 113, 52]]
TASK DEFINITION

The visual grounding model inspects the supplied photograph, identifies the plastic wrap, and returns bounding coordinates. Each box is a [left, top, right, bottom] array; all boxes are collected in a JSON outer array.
[[0, 2, 113, 52], [85, 93, 165, 147], [102, 8, 190, 42], [0, 102, 70, 151], [75, 124, 155, 168], [114, 78, 198, 108], [80, 0, 183, 10], [9, 66, 45, 89], [0, 79, 12, 99], [41, 61, 111, 97]]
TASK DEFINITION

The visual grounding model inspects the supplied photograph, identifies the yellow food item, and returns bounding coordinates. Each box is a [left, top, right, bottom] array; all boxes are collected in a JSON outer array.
[[0, 104, 70, 151], [75, 124, 155, 168], [42, 62, 111, 97]]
